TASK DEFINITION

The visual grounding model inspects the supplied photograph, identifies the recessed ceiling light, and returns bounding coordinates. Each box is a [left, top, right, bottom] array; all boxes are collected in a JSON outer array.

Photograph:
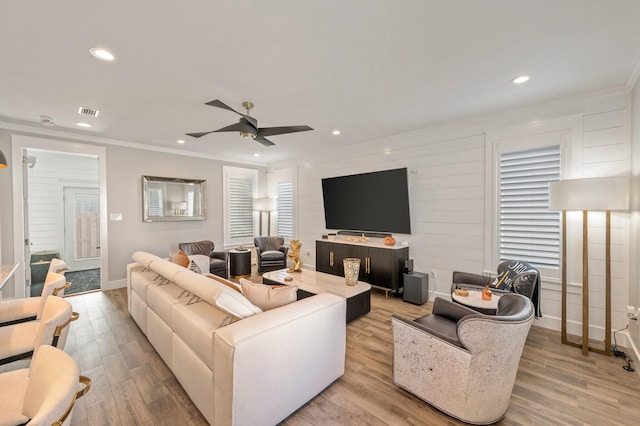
[[89, 47, 115, 61], [177, 139, 186, 144], [254, 153, 260, 157], [332, 130, 341, 135], [510, 75, 530, 85], [76, 122, 92, 128]]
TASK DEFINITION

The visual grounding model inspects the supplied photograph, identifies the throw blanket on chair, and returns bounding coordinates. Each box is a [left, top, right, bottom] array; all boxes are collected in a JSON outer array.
[[492, 260, 542, 318]]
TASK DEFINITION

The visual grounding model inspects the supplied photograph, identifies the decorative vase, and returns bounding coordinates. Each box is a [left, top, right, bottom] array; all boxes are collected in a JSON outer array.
[[343, 258, 361, 286], [482, 284, 492, 301], [383, 236, 396, 246]]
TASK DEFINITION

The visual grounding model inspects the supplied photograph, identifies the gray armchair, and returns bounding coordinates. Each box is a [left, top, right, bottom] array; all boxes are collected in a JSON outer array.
[[254, 236, 288, 274], [451, 260, 541, 317], [392, 294, 534, 425], [178, 240, 228, 279]]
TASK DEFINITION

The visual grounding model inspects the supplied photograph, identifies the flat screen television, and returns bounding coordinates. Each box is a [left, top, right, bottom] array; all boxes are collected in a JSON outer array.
[[321, 167, 411, 234]]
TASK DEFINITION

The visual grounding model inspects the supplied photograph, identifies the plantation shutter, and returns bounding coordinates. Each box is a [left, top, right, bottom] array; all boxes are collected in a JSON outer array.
[[277, 180, 294, 239], [229, 177, 254, 239], [499, 145, 560, 269]]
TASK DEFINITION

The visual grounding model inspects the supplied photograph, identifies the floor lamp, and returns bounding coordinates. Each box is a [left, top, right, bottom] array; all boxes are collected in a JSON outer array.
[[253, 198, 276, 236], [549, 177, 629, 356]]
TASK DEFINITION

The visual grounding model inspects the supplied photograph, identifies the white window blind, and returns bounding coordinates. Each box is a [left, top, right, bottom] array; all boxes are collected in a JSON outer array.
[[277, 180, 294, 239], [229, 177, 254, 239], [499, 145, 560, 269]]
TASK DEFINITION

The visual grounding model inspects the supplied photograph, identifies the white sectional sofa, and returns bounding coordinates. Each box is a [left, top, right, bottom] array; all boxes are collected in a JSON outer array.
[[126, 251, 346, 426]]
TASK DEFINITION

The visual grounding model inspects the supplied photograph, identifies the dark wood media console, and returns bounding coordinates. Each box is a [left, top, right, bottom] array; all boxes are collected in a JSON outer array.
[[316, 239, 409, 296]]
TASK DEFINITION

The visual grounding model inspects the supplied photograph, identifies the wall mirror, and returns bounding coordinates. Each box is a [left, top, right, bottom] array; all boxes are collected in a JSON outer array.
[[142, 175, 207, 222]]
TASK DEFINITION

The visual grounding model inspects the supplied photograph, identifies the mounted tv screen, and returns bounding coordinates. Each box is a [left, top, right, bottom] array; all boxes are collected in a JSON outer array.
[[321, 168, 411, 234]]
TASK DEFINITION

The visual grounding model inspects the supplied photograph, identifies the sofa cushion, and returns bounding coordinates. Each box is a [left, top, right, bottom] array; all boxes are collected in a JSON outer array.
[[188, 254, 210, 275], [260, 250, 285, 261], [147, 282, 188, 327], [132, 251, 159, 268], [130, 270, 160, 304], [172, 301, 228, 370], [240, 279, 298, 311], [173, 270, 262, 319]]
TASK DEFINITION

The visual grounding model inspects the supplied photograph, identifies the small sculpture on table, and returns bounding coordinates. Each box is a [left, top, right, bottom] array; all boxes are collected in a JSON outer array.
[[287, 240, 303, 272], [482, 284, 493, 301]]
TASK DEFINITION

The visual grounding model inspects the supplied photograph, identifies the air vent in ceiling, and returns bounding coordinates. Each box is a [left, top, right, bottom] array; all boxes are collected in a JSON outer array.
[[78, 106, 99, 117]]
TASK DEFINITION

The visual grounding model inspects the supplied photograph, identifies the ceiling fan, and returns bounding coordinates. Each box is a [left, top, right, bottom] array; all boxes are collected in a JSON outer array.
[[187, 99, 313, 146]]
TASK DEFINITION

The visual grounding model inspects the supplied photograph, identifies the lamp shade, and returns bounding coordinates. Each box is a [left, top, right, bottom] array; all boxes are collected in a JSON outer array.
[[549, 177, 629, 211], [0, 149, 7, 168], [253, 197, 276, 211]]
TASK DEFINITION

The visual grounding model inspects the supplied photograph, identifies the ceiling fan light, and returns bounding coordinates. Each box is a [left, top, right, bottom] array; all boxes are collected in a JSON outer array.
[[241, 131, 256, 139]]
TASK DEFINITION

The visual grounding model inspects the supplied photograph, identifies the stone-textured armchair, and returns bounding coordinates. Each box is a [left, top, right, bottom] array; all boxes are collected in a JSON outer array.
[[179, 240, 228, 279], [254, 236, 288, 274], [391, 294, 534, 425], [451, 260, 541, 317]]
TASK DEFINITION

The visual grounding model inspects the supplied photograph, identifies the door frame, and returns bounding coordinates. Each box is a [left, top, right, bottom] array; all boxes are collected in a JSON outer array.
[[10, 134, 108, 299]]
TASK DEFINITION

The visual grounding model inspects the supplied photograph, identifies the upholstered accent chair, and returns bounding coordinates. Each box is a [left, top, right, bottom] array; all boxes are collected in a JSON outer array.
[[0, 272, 70, 327], [392, 294, 534, 425], [254, 236, 288, 274], [0, 345, 91, 426], [451, 260, 542, 317], [179, 240, 229, 279], [0, 296, 78, 370]]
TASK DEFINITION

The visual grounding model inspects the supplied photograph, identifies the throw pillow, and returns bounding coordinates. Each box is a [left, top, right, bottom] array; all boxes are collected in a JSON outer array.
[[239, 278, 298, 311], [189, 260, 202, 274], [169, 249, 190, 268]]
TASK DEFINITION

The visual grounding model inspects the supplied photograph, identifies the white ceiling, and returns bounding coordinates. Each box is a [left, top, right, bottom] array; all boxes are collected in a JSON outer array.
[[2, 0, 640, 165]]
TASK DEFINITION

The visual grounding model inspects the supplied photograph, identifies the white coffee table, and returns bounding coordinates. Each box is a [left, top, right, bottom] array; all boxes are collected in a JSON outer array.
[[263, 268, 371, 322], [451, 290, 502, 315]]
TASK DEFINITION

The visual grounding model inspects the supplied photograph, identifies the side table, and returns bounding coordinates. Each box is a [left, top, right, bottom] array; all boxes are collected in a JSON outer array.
[[229, 249, 251, 278], [451, 290, 502, 315]]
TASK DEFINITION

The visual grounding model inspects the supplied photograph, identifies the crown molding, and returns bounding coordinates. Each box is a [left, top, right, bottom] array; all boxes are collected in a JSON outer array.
[[0, 120, 265, 168]]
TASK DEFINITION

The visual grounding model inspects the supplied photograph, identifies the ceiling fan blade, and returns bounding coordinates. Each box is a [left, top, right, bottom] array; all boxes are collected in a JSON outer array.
[[255, 136, 275, 146], [186, 131, 215, 138], [204, 99, 258, 128], [205, 99, 243, 115], [257, 125, 313, 137], [212, 122, 245, 133]]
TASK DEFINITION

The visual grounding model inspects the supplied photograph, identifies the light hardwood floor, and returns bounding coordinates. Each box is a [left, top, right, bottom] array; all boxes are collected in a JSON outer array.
[[64, 285, 640, 425]]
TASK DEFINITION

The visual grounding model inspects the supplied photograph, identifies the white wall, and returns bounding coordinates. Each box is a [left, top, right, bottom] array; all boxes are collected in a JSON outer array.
[[270, 90, 635, 343]]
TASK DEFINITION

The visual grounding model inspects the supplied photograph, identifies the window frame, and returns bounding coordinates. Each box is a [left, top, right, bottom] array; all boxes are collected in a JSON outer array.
[[487, 119, 577, 280], [223, 166, 258, 247]]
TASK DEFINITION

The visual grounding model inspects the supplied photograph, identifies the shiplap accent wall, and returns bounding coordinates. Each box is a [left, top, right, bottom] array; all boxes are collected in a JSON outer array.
[[272, 128, 487, 297], [26, 149, 99, 256], [570, 108, 631, 341], [270, 92, 635, 342]]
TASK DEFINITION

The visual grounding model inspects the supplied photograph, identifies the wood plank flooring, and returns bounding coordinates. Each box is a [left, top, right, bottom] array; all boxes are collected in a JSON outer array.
[[63, 285, 640, 425]]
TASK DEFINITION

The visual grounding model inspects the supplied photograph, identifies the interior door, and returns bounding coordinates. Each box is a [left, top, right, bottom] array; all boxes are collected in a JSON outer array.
[[64, 187, 100, 271]]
